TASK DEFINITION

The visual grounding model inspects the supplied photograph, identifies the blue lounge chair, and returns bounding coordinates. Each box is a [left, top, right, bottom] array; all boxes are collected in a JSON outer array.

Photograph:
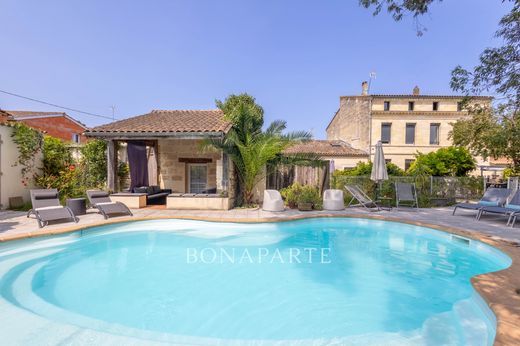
[[477, 189, 520, 227], [452, 188, 511, 217]]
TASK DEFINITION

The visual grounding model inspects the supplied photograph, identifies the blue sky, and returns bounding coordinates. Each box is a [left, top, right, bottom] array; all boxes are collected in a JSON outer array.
[[0, 0, 510, 138]]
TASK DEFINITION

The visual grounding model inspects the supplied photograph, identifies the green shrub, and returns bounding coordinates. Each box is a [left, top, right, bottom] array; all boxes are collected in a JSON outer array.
[[334, 161, 405, 177], [407, 146, 476, 177], [280, 182, 303, 208], [299, 185, 322, 209], [280, 183, 322, 209]]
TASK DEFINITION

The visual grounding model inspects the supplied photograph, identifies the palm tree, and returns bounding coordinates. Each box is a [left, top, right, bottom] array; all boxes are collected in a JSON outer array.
[[204, 95, 319, 206]]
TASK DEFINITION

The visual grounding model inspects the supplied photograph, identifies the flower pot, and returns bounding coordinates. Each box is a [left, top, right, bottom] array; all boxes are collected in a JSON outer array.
[[298, 202, 313, 211]]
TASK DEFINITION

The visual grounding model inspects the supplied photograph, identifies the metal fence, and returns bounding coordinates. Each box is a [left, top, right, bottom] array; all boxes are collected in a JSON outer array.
[[331, 175, 485, 207]]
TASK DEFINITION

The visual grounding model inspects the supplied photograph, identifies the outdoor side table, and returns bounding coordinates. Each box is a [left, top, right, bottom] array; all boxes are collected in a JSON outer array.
[[66, 198, 87, 216]]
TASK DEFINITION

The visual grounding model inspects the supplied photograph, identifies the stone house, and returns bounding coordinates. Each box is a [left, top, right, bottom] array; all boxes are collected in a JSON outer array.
[[4, 110, 89, 144], [326, 82, 493, 171], [86, 109, 236, 210]]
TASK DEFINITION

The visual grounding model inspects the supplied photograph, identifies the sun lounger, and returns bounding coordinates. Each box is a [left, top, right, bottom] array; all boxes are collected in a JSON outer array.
[[87, 190, 133, 219], [344, 185, 381, 211], [477, 189, 520, 227], [29, 189, 78, 228], [263, 190, 284, 212], [452, 187, 512, 217], [323, 189, 345, 211], [395, 182, 418, 209]]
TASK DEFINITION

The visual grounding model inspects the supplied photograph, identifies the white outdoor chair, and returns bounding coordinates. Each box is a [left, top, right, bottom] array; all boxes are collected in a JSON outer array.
[[262, 190, 285, 212], [323, 189, 345, 211]]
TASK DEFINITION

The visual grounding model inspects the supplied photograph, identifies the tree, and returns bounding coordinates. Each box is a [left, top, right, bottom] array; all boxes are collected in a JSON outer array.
[[359, 0, 520, 171], [205, 94, 315, 206], [407, 147, 476, 177], [80, 139, 107, 188]]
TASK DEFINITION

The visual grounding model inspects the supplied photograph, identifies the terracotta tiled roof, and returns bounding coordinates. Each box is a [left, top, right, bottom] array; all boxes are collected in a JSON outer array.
[[284, 140, 368, 157], [87, 109, 231, 134], [4, 110, 88, 129], [5, 110, 67, 118], [0, 110, 10, 124]]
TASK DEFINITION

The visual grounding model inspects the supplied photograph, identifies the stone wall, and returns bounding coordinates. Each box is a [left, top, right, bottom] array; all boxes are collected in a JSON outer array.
[[157, 139, 221, 193], [326, 96, 371, 153]]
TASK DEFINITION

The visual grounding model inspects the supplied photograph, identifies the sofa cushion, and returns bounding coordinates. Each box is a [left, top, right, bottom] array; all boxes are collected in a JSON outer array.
[[150, 186, 161, 194], [134, 186, 148, 194]]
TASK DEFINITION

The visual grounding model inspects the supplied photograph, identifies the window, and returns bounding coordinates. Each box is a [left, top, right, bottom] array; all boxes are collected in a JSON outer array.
[[457, 102, 463, 111], [384, 101, 390, 111], [385, 159, 392, 164], [405, 123, 416, 144], [430, 123, 440, 145], [72, 133, 80, 144], [432, 102, 439, 111], [405, 159, 415, 171], [381, 123, 392, 143], [188, 164, 207, 193], [408, 101, 414, 111]]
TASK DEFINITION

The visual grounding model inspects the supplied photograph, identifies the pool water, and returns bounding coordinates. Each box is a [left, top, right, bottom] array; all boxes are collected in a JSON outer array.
[[0, 218, 511, 345]]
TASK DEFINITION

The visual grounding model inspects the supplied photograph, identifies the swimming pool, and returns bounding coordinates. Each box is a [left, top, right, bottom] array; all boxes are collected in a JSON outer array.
[[0, 218, 511, 345]]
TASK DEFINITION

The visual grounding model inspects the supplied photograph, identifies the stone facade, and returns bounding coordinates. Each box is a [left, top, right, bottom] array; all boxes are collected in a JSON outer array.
[[157, 139, 221, 193], [326, 84, 492, 170], [326, 96, 371, 153]]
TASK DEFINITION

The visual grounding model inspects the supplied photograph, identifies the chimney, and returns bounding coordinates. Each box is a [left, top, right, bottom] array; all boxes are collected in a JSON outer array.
[[361, 81, 369, 96], [413, 85, 420, 95]]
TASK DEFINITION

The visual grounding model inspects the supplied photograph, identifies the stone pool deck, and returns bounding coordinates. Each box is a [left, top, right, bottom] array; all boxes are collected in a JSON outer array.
[[1, 206, 519, 345]]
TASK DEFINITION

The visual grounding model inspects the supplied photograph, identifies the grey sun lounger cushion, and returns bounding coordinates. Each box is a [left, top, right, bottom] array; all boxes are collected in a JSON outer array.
[[29, 189, 78, 228], [453, 188, 512, 216], [86, 190, 133, 219]]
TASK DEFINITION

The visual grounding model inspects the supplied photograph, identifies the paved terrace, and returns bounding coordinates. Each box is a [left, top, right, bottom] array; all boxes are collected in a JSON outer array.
[[1, 206, 519, 243]]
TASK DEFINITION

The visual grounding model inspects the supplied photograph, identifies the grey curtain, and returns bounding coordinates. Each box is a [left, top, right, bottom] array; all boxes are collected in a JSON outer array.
[[127, 141, 149, 190]]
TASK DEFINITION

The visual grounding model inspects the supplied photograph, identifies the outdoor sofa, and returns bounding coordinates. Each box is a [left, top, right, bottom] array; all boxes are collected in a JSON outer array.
[[28, 189, 79, 228], [131, 186, 172, 205]]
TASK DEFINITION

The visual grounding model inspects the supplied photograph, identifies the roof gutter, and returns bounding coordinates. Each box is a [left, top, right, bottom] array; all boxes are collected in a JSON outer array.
[[85, 131, 226, 140]]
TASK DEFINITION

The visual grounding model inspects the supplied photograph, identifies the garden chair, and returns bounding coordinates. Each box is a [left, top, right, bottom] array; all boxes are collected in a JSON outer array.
[[323, 189, 345, 211], [29, 189, 79, 228], [477, 189, 520, 227], [452, 187, 512, 217], [262, 190, 285, 212], [344, 185, 381, 211], [87, 190, 133, 219], [395, 182, 418, 209]]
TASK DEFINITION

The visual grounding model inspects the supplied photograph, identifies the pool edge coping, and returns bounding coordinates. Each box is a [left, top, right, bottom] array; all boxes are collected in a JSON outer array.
[[1, 213, 519, 345]]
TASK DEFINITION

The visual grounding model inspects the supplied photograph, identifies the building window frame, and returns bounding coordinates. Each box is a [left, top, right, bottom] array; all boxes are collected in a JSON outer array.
[[187, 163, 208, 194], [457, 102, 463, 112], [405, 159, 415, 171], [405, 123, 416, 145], [430, 123, 440, 145], [381, 122, 392, 144], [432, 101, 439, 111], [408, 101, 414, 111], [384, 101, 390, 111], [72, 133, 81, 144]]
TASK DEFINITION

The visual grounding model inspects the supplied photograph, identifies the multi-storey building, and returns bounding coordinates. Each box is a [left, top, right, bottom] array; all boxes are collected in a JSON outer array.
[[326, 82, 492, 170]]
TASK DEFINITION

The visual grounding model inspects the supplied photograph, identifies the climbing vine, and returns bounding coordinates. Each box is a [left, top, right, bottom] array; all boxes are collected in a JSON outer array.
[[9, 122, 43, 186]]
